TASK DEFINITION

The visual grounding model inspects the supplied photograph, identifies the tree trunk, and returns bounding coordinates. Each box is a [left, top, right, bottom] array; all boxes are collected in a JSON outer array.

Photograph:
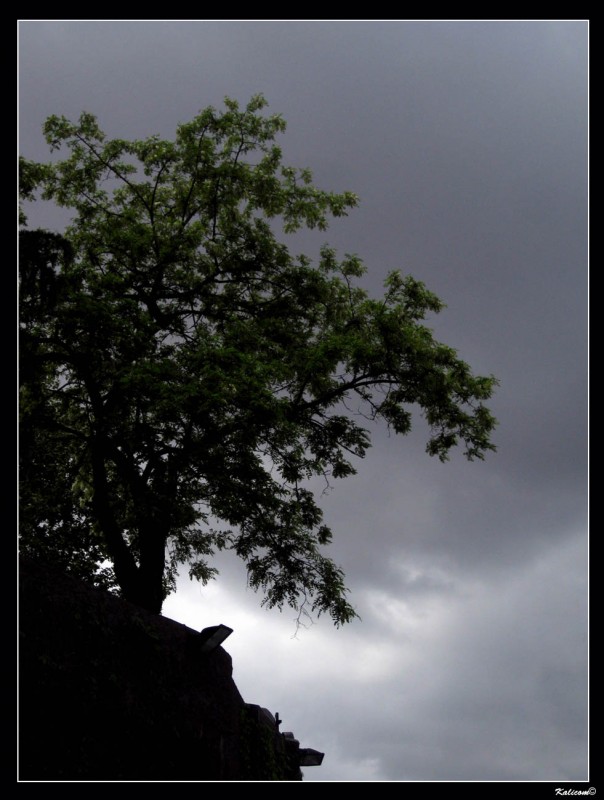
[[132, 525, 167, 614], [90, 438, 167, 614], [90, 439, 141, 598]]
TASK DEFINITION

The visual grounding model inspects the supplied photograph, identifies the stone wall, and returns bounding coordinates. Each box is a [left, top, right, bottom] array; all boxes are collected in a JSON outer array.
[[18, 559, 318, 781]]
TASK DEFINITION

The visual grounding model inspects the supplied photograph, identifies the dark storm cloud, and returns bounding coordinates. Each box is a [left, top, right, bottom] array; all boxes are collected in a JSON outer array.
[[20, 20, 588, 781], [289, 531, 587, 781], [179, 528, 586, 782]]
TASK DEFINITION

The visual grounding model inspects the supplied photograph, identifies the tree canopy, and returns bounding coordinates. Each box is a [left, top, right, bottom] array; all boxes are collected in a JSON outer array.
[[19, 95, 497, 623]]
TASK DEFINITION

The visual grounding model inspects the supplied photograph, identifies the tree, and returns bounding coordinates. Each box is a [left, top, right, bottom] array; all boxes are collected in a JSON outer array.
[[19, 95, 497, 622], [19, 228, 118, 592]]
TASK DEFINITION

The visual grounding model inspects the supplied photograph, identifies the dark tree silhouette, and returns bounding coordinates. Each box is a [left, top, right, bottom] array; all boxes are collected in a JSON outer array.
[[19, 96, 497, 620]]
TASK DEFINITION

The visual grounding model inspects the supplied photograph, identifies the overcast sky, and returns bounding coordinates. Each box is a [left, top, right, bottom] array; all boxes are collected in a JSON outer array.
[[19, 20, 589, 783]]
